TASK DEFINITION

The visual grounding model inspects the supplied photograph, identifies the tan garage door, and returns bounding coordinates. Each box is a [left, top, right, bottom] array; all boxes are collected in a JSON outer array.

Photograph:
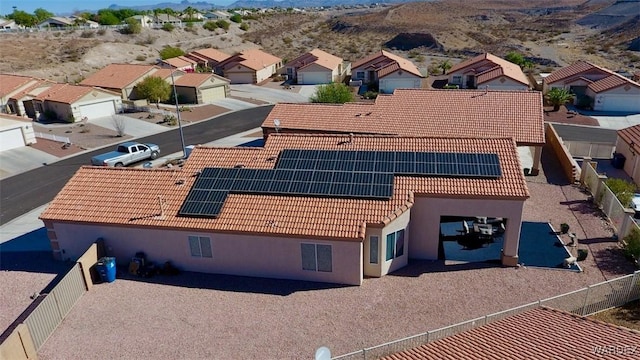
[[200, 86, 226, 103], [228, 72, 254, 84]]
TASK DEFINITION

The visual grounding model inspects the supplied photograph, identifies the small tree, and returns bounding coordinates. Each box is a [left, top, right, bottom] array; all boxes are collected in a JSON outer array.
[[111, 115, 126, 137], [546, 88, 574, 111], [505, 51, 526, 66], [310, 83, 354, 104], [136, 76, 171, 108], [122, 18, 142, 34], [604, 178, 637, 207], [239, 23, 249, 31], [216, 20, 230, 31], [203, 21, 218, 31], [162, 22, 175, 32], [622, 227, 640, 266], [159, 46, 185, 60], [230, 14, 243, 23], [438, 59, 452, 75]]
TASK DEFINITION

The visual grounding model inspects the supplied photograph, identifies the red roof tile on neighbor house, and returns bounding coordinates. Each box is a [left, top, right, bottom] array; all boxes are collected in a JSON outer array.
[[80, 64, 157, 90], [352, 50, 422, 78], [0, 74, 37, 97], [286, 49, 343, 71], [35, 84, 117, 104], [588, 74, 640, 93], [220, 48, 282, 71], [41, 134, 528, 240], [9, 79, 54, 101], [172, 73, 229, 87], [543, 60, 612, 85], [448, 53, 529, 86], [190, 48, 229, 63], [617, 124, 640, 154], [380, 307, 640, 360], [263, 89, 545, 145]]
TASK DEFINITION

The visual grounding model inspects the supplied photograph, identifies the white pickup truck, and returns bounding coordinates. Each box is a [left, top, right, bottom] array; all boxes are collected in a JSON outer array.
[[91, 142, 161, 167]]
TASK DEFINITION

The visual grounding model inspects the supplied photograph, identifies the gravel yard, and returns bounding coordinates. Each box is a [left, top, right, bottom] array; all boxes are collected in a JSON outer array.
[[36, 155, 636, 359]]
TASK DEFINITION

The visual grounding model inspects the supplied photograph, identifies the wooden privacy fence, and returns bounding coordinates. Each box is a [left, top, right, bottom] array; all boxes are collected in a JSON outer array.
[[333, 271, 640, 360]]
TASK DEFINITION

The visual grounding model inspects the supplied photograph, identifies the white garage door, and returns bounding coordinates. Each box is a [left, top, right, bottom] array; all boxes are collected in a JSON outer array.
[[379, 80, 419, 94], [0, 128, 25, 152], [79, 101, 116, 120], [299, 71, 330, 85], [201, 86, 227, 103], [227, 72, 255, 84], [599, 95, 640, 113]]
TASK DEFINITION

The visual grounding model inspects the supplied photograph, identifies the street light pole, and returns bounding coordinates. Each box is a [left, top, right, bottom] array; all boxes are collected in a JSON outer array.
[[168, 66, 187, 159]]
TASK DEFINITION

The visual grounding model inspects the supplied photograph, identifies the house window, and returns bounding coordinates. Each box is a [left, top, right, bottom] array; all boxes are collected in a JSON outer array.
[[385, 229, 405, 261], [301, 243, 332, 272], [370, 236, 379, 264], [188, 235, 212, 258], [452, 76, 462, 85], [355, 71, 365, 80]]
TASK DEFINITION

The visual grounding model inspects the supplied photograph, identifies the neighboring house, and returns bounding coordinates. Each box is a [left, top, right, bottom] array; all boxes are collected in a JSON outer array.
[[40, 134, 528, 285], [351, 50, 423, 94], [160, 56, 198, 72], [543, 60, 640, 113], [263, 89, 545, 174], [180, 12, 206, 21], [204, 10, 231, 19], [38, 17, 74, 28], [0, 18, 19, 30], [170, 72, 230, 103], [614, 124, 640, 185], [218, 48, 282, 84], [1, 74, 43, 113], [153, 14, 182, 27], [447, 52, 530, 90], [80, 64, 161, 101], [126, 15, 153, 28], [381, 307, 640, 360], [0, 113, 36, 152], [6, 78, 55, 118], [282, 48, 350, 85], [33, 84, 122, 122], [185, 48, 230, 73]]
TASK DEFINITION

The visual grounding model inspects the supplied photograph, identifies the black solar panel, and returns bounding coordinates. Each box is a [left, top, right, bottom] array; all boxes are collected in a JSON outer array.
[[179, 149, 502, 218]]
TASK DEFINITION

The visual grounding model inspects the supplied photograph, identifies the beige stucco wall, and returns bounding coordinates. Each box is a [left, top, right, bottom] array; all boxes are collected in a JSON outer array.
[[379, 71, 422, 94], [48, 222, 364, 285], [256, 65, 276, 83], [409, 196, 525, 263], [587, 86, 640, 112], [481, 77, 529, 91], [615, 136, 640, 185], [363, 210, 411, 277]]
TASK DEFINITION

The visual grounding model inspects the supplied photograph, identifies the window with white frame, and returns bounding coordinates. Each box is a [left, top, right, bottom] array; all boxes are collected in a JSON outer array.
[[301, 243, 332, 272], [452, 76, 462, 84], [188, 235, 212, 258], [355, 71, 365, 80], [386, 229, 405, 261], [369, 236, 379, 264]]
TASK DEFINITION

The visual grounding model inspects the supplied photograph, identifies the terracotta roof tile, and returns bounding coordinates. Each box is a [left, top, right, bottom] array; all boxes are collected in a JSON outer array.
[[9, 79, 54, 101], [172, 73, 224, 87], [588, 74, 640, 93], [448, 53, 529, 86], [617, 124, 640, 153], [79, 64, 157, 89], [219, 48, 282, 71], [34, 84, 118, 104], [190, 48, 230, 63], [380, 307, 640, 360], [0, 74, 38, 98], [352, 50, 422, 78], [285, 49, 343, 71], [263, 89, 544, 145], [162, 56, 197, 69], [41, 135, 528, 240], [544, 60, 611, 85]]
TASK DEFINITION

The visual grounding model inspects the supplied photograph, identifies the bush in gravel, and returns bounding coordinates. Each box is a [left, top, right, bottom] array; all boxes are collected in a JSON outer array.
[[310, 83, 354, 104], [203, 21, 218, 31], [622, 228, 640, 266], [80, 30, 95, 38], [162, 23, 175, 32], [604, 178, 637, 207]]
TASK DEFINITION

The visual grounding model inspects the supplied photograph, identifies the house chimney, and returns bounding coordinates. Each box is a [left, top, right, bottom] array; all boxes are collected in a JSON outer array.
[[349, 133, 354, 143]]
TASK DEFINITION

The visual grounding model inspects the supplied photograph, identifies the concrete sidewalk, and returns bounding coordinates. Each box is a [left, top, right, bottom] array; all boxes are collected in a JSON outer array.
[[0, 147, 59, 180]]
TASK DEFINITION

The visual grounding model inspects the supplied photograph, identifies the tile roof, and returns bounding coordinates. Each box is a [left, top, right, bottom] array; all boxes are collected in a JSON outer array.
[[190, 48, 230, 63], [34, 84, 118, 104], [285, 49, 343, 71], [351, 50, 422, 78], [587, 74, 640, 93], [543, 60, 612, 85], [79, 64, 157, 90], [41, 134, 528, 239], [617, 124, 640, 154], [8, 79, 53, 101], [173, 73, 229, 87], [162, 56, 197, 69], [448, 53, 529, 86], [0, 74, 37, 98], [263, 89, 545, 145], [380, 307, 640, 360], [219, 48, 282, 71]]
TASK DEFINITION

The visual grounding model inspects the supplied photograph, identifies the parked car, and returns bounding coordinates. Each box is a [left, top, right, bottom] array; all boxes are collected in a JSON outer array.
[[91, 142, 160, 167]]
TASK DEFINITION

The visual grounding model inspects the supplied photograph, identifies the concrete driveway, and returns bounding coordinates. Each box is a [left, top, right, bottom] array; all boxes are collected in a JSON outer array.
[[593, 113, 640, 130], [230, 84, 316, 103], [90, 114, 168, 138]]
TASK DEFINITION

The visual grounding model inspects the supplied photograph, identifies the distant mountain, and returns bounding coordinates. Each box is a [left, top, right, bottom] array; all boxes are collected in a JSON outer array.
[[577, 0, 640, 29], [107, 1, 223, 11], [105, 0, 413, 11]]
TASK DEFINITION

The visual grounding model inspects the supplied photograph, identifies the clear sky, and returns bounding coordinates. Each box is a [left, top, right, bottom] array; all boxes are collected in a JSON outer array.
[[1, 1, 230, 16]]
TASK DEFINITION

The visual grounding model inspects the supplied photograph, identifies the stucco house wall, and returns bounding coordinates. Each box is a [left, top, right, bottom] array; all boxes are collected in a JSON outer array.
[[298, 63, 336, 85], [47, 222, 364, 285], [480, 77, 529, 91], [587, 85, 640, 112], [379, 71, 422, 94]]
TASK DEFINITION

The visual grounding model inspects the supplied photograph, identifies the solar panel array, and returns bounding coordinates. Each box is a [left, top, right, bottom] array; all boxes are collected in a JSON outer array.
[[179, 149, 502, 218]]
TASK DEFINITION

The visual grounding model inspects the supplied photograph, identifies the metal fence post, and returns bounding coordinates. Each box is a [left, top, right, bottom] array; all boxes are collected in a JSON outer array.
[[627, 271, 640, 303], [581, 285, 591, 316]]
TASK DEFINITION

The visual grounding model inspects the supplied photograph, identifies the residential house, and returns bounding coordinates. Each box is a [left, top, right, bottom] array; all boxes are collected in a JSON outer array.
[[170, 72, 230, 103], [0, 113, 37, 152], [126, 15, 153, 28], [153, 14, 182, 27], [204, 10, 231, 20], [1, 74, 43, 114], [80, 64, 161, 101], [180, 11, 206, 21], [4, 76, 55, 118], [282, 49, 350, 85], [40, 134, 528, 285], [380, 307, 640, 360], [218, 48, 282, 84], [446, 52, 530, 90], [0, 18, 19, 30], [37, 17, 74, 28], [262, 89, 545, 174], [614, 124, 640, 185], [32, 84, 122, 121], [351, 50, 423, 94], [185, 48, 230, 73], [543, 60, 640, 113], [160, 56, 198, 72]]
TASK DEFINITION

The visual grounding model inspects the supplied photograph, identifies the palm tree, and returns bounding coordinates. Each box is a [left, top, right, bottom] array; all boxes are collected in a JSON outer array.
[[546, 88, 574, 111], [439, 59, 452, 75]]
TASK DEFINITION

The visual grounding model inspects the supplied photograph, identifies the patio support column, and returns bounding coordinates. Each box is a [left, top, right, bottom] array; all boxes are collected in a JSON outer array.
[[531, 145, 542, 176], [501, 212, 524, 267]]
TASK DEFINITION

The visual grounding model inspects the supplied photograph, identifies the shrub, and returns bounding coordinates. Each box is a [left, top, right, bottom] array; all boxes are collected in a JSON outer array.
[[362, 91, 378, 100], [80, 30, 95, 38], [162, 23, 175, 32], [604, 178, 637, 207], [164, 114, 177, 126], [443, 84, 460, 89], [622, 228, 640, 265], [135, 55, 146, 61], [159, 46, 185, 60], [97, 28, 106, 35], [230, 14, 242, 23], [122, 18, 142, 34], [310, 83, 354, 103], [240, 23, 249, 31], [216, 20, 230, 31], [203, 21, 218, 31]]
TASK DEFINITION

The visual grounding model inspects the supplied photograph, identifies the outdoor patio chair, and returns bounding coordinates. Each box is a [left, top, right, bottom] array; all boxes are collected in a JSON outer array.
[[456, 221, 470, 235]]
